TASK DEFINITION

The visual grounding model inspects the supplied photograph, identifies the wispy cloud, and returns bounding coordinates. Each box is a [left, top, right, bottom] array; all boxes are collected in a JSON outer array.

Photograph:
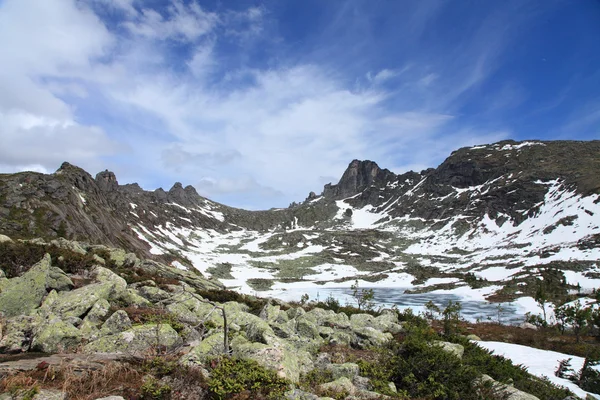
[[0, 0, 594, 208]]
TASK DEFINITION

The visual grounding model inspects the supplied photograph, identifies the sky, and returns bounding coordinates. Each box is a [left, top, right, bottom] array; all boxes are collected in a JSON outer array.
[[0, 0, 599, 209]]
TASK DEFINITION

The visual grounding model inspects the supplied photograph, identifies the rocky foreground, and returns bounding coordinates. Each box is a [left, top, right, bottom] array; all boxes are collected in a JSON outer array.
[[0, 235, 585, 399]]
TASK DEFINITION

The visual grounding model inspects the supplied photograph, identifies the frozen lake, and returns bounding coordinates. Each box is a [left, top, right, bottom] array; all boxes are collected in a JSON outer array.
[[266, 286, 525, 324]]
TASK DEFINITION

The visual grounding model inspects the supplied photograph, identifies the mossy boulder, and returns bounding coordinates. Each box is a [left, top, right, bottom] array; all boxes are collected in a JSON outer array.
[[0, 315, 40, 353], [318, 377, 356, 396], [181, 332, 228, 365], [47, 266, 74, 291], [118, 289, 152, 308], [136, 286, 171, 302], [84, 323, 182, 354], [434, 341, 465, 359], [31, 319, 81, 353], [166, 293, 223, 326], [326, 363, 360, 380], [99, 310, 132, 336], [230, 335, 312, 382], [353, 327, 392, 348], [0, 254, 51, 318]]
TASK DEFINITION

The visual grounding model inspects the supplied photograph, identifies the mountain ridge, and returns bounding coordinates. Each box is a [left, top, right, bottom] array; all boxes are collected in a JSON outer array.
[[1, 139, 599, 307]]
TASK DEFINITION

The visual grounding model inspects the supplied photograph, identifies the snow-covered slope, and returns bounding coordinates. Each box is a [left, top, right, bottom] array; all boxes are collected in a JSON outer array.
[[1, 140, 599, 321]]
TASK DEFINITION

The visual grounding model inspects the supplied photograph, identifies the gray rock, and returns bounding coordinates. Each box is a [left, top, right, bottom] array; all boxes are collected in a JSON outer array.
[[284, 389, 320, 400], [100, 310, 132, 335], [84, 323, 182, 355], [94, 397, 126, 400], [31, 319, 81, 353], [434, 341, 465, 359], [318, 377, 356, 396], [326, 362, 360, 380], [0, 254, 52, 318], [480, 374, 540, 400]]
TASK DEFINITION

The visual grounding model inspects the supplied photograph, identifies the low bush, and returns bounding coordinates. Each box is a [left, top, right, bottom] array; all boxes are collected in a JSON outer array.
[[206, 356, 289, 399]]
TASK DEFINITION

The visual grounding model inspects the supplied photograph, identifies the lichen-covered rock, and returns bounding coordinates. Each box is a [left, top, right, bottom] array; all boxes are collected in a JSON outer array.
[[286, 307, 306, 319], [0, 315, 40, 353], [100, 310, 132, 336], [92, 266, 127, 295], [0, 254, 51, 318], [166, 295, 223, 326], [284, 389, 320, 400], [136, 286, 171, 302], [434, 341, 465, 359], [94, 397, 126, 400], [295, 317, 321, 340], [329, 331, 355, 347], [479, 374, 540, 400], [0, 234, 13, 243], [326, 363, 360, 380], [31, 319, 81, 353], [318, 377, 356, 396], [107, 248, 137, 268], [260, 302, 289, 324], [83, 299, 111, 324], [42, 283, 111, 319], [118, 289, 152, 308], [353, 327, 392, 348], [84, 323, 182, 354], [181, 332, 228, 365], [230, 335, 313, 382], [245, 318, 277, 344], [50, 238, 87, 255], [47, 267, 74, 291]]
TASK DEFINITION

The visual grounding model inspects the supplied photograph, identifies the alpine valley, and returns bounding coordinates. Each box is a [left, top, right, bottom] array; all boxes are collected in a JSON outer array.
[[2, 139, 600, 320]]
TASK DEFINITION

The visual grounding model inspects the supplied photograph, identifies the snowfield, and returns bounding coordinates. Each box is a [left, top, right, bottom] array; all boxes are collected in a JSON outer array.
[[477, 341, 599, 399]]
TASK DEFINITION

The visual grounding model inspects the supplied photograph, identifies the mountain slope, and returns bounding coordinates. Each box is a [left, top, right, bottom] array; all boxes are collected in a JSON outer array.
[[1, 139, 599, 313]]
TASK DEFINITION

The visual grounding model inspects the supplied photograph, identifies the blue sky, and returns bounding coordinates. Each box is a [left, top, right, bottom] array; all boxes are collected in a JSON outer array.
[[0, 0, 598, 209]]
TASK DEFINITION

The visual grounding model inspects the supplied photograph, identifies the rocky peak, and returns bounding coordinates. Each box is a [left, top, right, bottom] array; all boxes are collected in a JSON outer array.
[[95, 170, 119, 192], [54, 162, 95, 190], [323, 159, 396, 200]]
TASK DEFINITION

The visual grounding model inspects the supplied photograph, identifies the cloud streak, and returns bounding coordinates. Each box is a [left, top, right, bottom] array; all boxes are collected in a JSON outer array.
[[0, 0, 595, 209]]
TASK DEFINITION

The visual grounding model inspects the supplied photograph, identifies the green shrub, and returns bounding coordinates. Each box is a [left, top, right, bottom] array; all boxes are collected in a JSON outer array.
[[207, 357, 289, 399], [140, 377, 172, 399]]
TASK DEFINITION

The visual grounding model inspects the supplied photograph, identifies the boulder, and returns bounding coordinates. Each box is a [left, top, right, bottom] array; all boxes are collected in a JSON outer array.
[[0, 254, 51, 318], [318, 377, 356, 396], [100, 310, 132, 336], [434, 341, 465, 359], [31, 319, 81, 353], [0, 315, 40, 353], [166, 295, 222, 326], [181, 332, 228, 365], [480, 374, 540, 400], [95, 397, 126, 400], [47, 267, 74, 291], [353, 327, 393, 348], [136, 286, 171, 302], [230, 335, 313, 382], [84, 323, 182, 354], [326, 363, 360, 380]]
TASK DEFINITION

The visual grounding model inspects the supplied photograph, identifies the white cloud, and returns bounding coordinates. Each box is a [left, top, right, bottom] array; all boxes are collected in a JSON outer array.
[[0, 0, 121, 173], [0, 0, 515, 209], [123, 0, 218, 41]]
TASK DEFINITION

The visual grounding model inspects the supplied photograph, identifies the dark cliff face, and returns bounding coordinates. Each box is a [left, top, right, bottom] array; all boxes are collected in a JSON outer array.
[[323, 160, 397, 200]]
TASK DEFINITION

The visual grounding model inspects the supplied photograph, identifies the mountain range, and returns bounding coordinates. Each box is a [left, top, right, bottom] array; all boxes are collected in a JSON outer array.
[[1, 139, 599, 312]]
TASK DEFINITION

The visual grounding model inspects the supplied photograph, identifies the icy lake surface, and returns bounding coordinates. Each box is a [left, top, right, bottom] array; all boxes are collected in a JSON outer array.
[[267, 287, 524, 324]]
